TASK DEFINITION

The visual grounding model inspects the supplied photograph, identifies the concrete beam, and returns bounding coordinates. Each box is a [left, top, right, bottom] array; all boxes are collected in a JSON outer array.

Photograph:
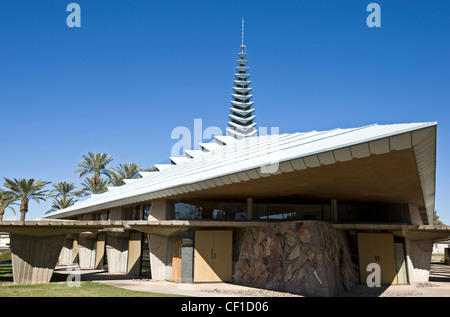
[[10, 234, 66, 284]]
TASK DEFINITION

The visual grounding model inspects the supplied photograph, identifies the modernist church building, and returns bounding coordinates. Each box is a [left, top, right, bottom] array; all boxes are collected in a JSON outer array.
[[2, 25, 449, 297]]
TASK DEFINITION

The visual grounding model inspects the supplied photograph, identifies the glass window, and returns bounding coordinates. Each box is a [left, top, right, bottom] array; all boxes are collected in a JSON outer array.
[[143, 204, 151, 220], [131, 205, 141, 220], [173, 200, 247, 220], [172, 198, 332, 221], [254, 198, 332, 221], [99, 211, 109, 221]]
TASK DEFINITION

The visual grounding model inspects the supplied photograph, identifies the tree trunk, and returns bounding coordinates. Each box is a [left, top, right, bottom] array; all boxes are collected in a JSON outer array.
[[93, 173, 99, 194], [0, 206, 4, 221], [20, 199, 28, 221]]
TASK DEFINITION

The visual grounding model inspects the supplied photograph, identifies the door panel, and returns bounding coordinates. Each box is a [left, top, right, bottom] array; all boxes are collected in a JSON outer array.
[[357, 233, 398, 285], [212, 231, 232, 282], [194, 231, 215, 282], [172, 239, 182, 282], [194, 230, 232, 282]]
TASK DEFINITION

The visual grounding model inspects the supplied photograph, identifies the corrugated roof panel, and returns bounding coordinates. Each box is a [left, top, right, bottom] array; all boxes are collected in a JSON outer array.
[[45, 122, 437, 220]]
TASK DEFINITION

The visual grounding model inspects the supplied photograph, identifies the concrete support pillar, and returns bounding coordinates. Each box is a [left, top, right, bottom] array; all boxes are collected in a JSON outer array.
[[106, 234, 129, 274], [180, 228, 194, 283], [78, 234, 97, 269], [405, 238, 433, 283], [408, 204, 424, 225], [58, 238, 75, 265], [148, 233, 169, 280], [149, 199, 172, 220], [10, 234, 66, 284], [127, 232, 142, 275]]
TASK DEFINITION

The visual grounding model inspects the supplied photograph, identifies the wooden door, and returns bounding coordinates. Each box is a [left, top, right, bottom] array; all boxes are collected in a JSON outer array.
[[95, 234, 105, 269], [194, 231, 215, 282], [211, 231, 232, 282], [172, 239, 182, 282], [357, 233, 398, 285], [194, 230, 232, 282]]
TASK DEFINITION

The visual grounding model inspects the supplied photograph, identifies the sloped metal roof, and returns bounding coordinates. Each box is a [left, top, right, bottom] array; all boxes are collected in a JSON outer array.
[[44, 122, 437, 223]]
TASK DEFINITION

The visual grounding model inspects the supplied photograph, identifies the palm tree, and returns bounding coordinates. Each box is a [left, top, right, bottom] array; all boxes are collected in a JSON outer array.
[[3, 178, 50, 221], [46, 196, 78, 214], [46, 181, 82, 214], [0, 189, 17, 221], [110, 163, 144, 186], [74, 152, 114, 194], [50, 181, 80, 198], [433, 210, 445, 225], [79, 176, 109, 196]]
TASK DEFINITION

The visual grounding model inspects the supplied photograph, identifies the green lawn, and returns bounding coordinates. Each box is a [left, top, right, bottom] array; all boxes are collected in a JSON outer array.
[[0, 262, 182, 297]]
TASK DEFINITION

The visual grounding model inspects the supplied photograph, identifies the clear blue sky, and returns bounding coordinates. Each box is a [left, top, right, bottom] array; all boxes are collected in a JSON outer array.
[[0, 0, 449, 223]]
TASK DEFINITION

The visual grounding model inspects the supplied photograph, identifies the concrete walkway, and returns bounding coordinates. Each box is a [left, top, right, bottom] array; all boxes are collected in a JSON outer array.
[[54, 262, 450, 297]]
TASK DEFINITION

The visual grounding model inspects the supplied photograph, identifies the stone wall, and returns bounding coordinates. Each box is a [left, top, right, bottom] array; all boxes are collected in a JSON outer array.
[[233, 221, 358, 296]]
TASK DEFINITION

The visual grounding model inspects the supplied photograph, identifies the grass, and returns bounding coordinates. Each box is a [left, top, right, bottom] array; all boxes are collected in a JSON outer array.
[[0, 249, 11, 262], [0, 279, 181, 297], [0, 258, 183, 297]]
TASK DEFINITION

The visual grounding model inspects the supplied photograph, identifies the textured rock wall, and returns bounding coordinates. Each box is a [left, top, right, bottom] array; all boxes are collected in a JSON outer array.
[[233, 221, 358, 296]]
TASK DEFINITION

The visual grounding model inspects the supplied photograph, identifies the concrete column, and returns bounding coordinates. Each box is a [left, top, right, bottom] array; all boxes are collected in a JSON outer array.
[[78, 234, 97, 269], [10, 234, 66, 284], [127, 232, 142, 275], [109, 207, 123, 221], [148, 233, 169, 280], [180, 228, 194, 283], [106, 233, 129, 274], [149, 199, 172, 220], [405, 238, 433, 283], [58, 238, 74, 265], [408, 204, 424, 225]]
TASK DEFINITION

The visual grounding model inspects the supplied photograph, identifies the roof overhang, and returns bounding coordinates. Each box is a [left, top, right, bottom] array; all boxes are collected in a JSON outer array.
[[44, 122, 437, 224]]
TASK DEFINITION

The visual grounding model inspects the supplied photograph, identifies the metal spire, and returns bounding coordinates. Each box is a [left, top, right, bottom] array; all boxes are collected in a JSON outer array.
[[241, 17, 245, 48], [227, 18, 257, 140]]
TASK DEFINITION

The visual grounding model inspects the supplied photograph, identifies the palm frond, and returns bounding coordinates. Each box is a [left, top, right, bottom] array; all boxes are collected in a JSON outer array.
[[110, 163, 143, 186], [80, 176, 109, 196]]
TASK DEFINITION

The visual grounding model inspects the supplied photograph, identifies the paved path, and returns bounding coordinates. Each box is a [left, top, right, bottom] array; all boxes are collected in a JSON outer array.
[[55, 262, 450, 297]]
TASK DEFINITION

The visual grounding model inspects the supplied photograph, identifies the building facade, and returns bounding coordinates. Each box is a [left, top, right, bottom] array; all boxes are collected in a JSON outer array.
[[2, 24, 449, 296]]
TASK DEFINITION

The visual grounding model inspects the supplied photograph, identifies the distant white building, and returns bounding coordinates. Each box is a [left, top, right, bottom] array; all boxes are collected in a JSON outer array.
[[0, 234, 10, 247], [433, 240, 450, 254]]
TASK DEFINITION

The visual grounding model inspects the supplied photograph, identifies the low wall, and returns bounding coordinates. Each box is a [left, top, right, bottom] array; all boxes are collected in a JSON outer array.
[[234, 221, 358, 296]]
